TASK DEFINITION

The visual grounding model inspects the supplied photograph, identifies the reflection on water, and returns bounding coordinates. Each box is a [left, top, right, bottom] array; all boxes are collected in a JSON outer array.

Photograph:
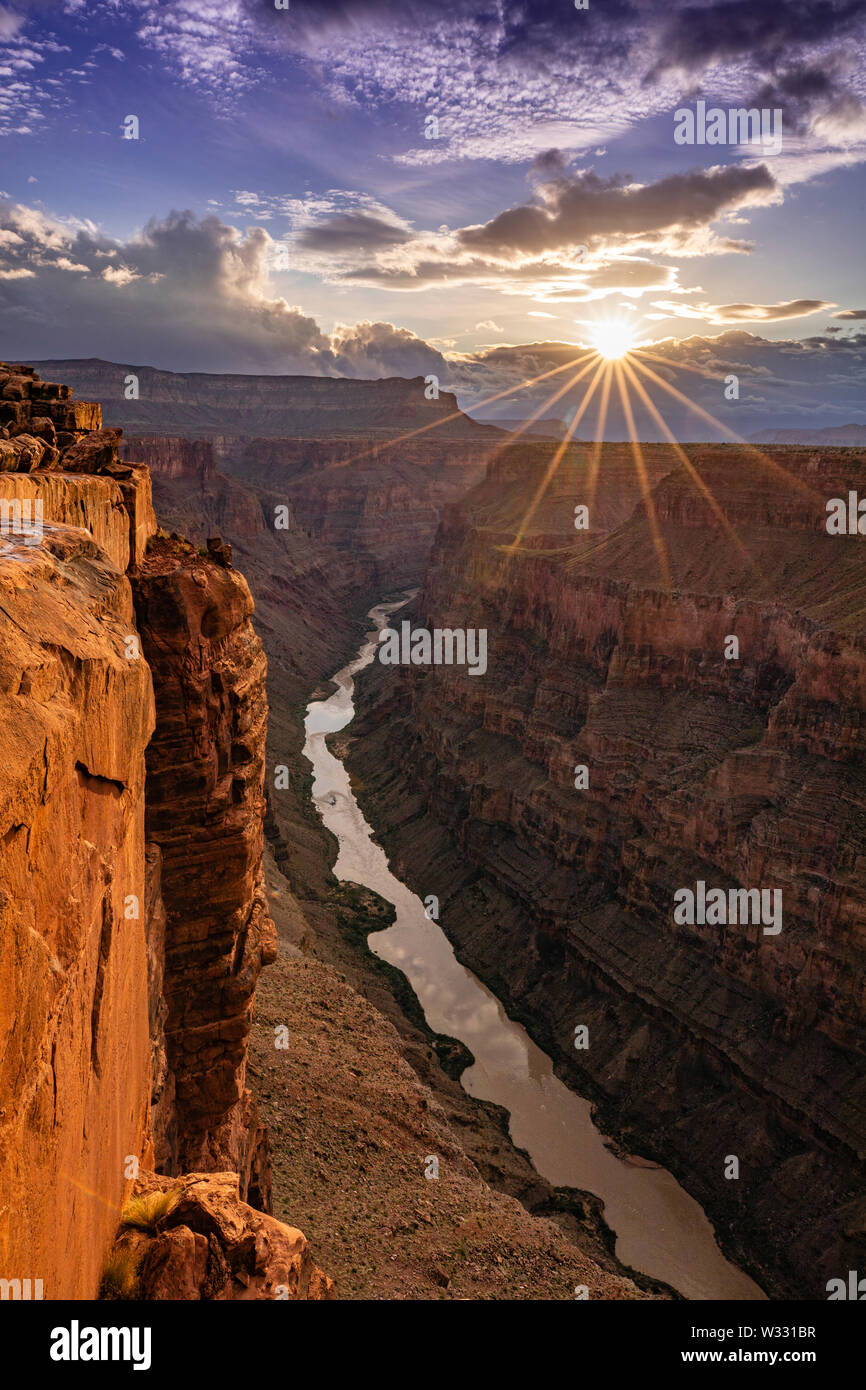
[[302, 599, 765, 1301]]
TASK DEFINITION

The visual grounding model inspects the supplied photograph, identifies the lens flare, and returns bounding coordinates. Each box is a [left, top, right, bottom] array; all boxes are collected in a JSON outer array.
[[589, 320, 636, 359]]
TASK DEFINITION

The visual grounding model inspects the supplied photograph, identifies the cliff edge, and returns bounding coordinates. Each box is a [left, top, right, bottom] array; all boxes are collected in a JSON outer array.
[[0, 363, 331, 1300]]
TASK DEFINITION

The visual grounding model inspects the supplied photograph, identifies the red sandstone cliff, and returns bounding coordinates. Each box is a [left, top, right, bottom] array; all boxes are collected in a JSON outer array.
[[133, 534, 276, 1197], [0, 363, 330, 1300]]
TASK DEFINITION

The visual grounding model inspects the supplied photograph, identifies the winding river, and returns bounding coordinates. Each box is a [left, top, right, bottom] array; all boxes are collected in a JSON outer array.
[[302, 598, 765, 1301]]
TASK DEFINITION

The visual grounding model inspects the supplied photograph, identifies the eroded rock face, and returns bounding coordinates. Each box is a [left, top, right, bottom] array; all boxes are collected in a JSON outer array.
[[0, 525, 155, 1300], [0, 470, 154, 572], [0, 367, 312, 1298], [113, 1172, 333, 1300], [347, 441, 866, 1298], [132, 535, 276, 1192], [227, 437, 494, 590], [122, 436, 218, 483]]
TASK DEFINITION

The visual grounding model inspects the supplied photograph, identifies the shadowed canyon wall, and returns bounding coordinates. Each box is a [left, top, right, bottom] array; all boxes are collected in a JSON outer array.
[[112, 390, 497, 880], [347, 439, 866, 1299]]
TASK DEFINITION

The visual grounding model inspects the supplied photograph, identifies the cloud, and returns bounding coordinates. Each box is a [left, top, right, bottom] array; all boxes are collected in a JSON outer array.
[[648, 298, 835, 323], [330, 319, 446, 378], [457, 164, 780, 260], [0, 198, 453, 379], [645, 0, 866, 80], [291, 163, 779, 303], [294, 210, 413, 253], [832, 307, 866, 318], [131, 0, 261, 98], [754, 58, 865, 136], [236, 0, 866, 177], [0, 201, 862, 435], [449, 329, 866, 436], [101, 263, 139, 285], [0, 201, 334, 371], [0, 4, 29, 40]]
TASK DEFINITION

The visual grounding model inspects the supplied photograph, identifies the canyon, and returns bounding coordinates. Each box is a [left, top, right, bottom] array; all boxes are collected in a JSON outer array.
[[0, 364, 671, 1302], [346, 437, 866, 1299], [30, 358, 503, 443], [4, 357, 863, 1302]]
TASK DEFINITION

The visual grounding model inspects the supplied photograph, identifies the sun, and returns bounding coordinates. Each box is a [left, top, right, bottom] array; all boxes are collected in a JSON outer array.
[[589, 320, 636, 360]]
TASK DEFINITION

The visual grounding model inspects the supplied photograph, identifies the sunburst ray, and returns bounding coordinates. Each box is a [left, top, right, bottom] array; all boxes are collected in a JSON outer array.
[[620, 356, 756, 569], [629, 354, 822, 503], [507, 357, 608, 550], [614, 361, 672, 588]]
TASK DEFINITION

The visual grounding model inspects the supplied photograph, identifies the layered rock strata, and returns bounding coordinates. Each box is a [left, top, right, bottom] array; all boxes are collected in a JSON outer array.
[[133, 535, 276, 1191], [0, 523, 155, 1301], [32, 357, 504, 440], [347, 440, 866, 1298], [0, 365, 320, 1298]]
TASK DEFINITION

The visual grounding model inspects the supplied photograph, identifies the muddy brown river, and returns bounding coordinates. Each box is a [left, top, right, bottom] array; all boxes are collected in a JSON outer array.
[[303, 598, 766, 1301]]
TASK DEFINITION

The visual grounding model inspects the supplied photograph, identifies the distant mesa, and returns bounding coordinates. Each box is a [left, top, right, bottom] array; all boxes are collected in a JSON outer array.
[[29, 359, 502, 442], [750, 423, 866, 446], [467, 413, 580, 441]]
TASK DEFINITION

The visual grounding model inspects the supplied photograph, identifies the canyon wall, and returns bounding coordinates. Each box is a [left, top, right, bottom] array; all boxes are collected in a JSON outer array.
[[348, 439, 866, 1298], [0, 364, 329, 1299], [224, 436, 494, 590], [32, 358, 504, 441], [134, 534, 276, 1197], [116, 421, 495, 899]]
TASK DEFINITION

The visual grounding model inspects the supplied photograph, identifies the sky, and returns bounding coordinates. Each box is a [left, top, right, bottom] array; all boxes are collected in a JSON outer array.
[[1, 0, 865, 435]]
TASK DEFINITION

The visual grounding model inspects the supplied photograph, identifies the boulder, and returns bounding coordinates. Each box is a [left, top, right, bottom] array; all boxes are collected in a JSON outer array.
[[8, 433, 46, 471], [60, 426, 123, 474], [111, 1172, 334, 1301]]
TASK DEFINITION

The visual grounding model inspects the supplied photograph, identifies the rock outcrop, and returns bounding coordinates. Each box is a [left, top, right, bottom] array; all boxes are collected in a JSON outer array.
[[133, 535, 276, 1193], [347, 439, 866, 1298], [0, 364, 323, 1299], [109, 1172, 333, 1301]]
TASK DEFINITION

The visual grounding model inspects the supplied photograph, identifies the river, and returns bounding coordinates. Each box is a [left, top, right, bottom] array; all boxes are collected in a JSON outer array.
[[302, 597, 766, 1301]]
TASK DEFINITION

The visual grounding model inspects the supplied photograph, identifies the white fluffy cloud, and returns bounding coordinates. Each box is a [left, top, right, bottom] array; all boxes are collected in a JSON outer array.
[[0, 199, 447, 376]]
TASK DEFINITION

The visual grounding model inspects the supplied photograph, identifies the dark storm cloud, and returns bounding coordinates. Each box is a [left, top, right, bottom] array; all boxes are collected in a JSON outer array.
[[457, 164, 778, 258], [294, 212, 411, 253], [645, 0, 866, 79], [242, 0, 638, 43], [754, 60, 866, 136]]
